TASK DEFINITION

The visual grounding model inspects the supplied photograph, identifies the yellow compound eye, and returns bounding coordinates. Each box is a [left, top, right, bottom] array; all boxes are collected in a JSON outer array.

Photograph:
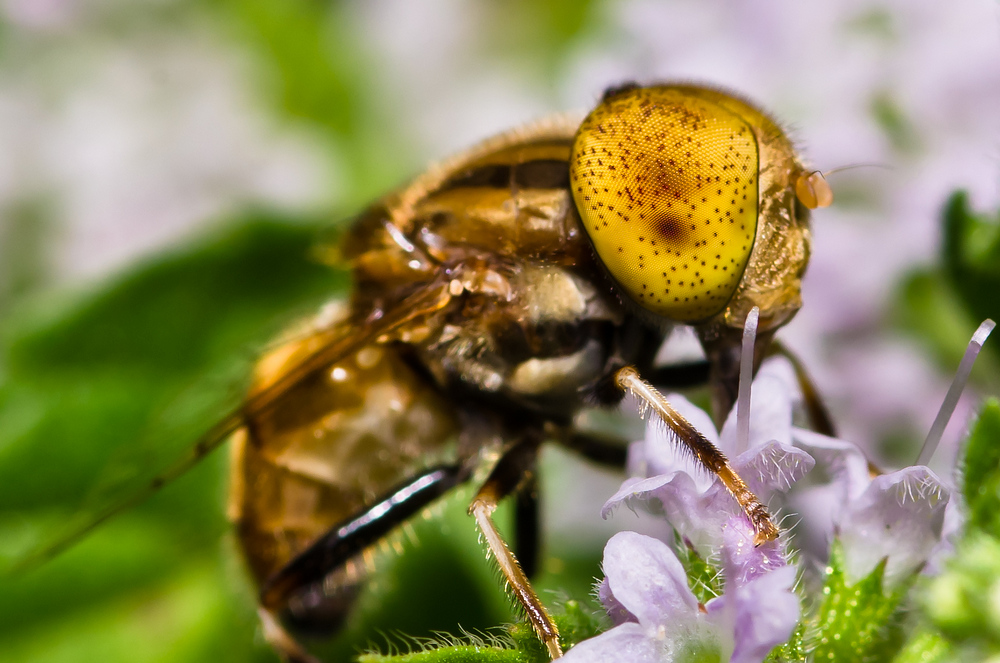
[[571, 86, 760, 322]]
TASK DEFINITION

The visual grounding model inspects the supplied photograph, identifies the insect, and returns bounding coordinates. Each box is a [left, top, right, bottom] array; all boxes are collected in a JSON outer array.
[[32, 82, 831, 661]]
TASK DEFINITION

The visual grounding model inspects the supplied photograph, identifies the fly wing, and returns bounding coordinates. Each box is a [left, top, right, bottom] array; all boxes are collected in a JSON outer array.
[[11, 277, 457, 571]]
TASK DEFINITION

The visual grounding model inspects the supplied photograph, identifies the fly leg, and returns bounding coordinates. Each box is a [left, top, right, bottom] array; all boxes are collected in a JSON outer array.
[[613, 365, 779, 545], [561, 429, 628, 468], [469, 440, 562, 659], [514, 470, 540, 579], [255, 464, 467, 659], [260, 464, 466, 608], [644, 359, 711, 390], [257, 608, 322, 663]]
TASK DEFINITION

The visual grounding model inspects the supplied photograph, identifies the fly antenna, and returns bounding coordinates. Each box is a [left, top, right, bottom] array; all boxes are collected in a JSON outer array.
[[795, 163, 890, 210], [821, 163, 891, 177], [917, 319, 996, 466]]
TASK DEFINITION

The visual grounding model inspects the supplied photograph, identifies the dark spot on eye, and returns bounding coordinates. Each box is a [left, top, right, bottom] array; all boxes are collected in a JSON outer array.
[[650, 213, 688, 245]]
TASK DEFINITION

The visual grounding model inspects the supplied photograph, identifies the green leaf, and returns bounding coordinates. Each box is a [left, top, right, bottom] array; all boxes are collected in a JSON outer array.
[[0, 211, 345, 662], [895, 269, 982, 372], [513, 600, 606, 659], [358, 647, 524, 663], [961, 398, 1000, 537], [891, 628, 952, 663], [0, 561, 271, 663], [0, 211, 344, 520], [870, 90, 921, 154], [922, 533, 1000, 653], [943, 192, 1000, 337], [359, 599, 607, 663], [675, 534, 722, 605], [810, 540, 910, 663], [893, 193, 1000, 391], [765, 622, 807, 663], [477, 0, 607, 88], [206, 0, 417, 203]]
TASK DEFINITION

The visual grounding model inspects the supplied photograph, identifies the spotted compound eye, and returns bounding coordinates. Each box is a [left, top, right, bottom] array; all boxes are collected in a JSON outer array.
[[571, 86, 760, 322]]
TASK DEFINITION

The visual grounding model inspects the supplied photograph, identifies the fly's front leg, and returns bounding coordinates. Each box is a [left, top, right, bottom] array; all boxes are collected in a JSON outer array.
[[254, 464, 467, 661], [613, 366, 779, 545], [469, 440, 562, 659]]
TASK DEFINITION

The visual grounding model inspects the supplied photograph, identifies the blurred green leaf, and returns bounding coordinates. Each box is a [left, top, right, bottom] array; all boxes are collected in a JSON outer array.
[[922, 533, 1000, 657], [0, 210, 346, 662], [0, 561, 270, 663], [205, 0, 417, 203], [895, 269, 979, 370], [961, 398, 1000, 537], [480, 0, 607, 87], [942, 192, 1000, 328], [0, 196, 54, 318], [870, 90, 921, 154], [894, 193, 1000, 385], [0, 211, 345, 515], [891, 628, 951, 663]]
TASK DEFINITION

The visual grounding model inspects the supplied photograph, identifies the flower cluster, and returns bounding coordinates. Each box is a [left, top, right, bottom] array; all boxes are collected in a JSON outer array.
[[563, 357, 953, 663]]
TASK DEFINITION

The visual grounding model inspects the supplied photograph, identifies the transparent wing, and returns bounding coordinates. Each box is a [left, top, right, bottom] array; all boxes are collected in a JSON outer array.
[[9, 274, 456, 571]]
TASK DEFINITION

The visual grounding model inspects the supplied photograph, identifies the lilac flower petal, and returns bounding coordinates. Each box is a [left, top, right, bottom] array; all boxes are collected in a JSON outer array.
[[734, 439, 815, 495], [787, 428, 875, 560], [728, 565, 800, 663], [602, 474, 678, 519], [654, 483, 737, 554], [598, 577, 637, 626], [755, 355, 800, 399], [839, 465, 950, 585], [624, 439, 650, 479], [602, 531, 700, 625], [792, 427, 871, 501], [606, 471, 738, 554], [786, 482, 841, 559], [926, 495, 963, 575], [720, 358, 798, 452], [720, 515, 788, 587], [560, 623, 663, 663]]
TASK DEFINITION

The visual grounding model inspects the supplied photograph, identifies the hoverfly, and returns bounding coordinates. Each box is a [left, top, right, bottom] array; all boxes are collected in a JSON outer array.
[[27, 83, 832, 661]]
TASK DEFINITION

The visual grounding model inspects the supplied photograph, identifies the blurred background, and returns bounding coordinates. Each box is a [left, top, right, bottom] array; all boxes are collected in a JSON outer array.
[[0, 1, 999, 661]]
